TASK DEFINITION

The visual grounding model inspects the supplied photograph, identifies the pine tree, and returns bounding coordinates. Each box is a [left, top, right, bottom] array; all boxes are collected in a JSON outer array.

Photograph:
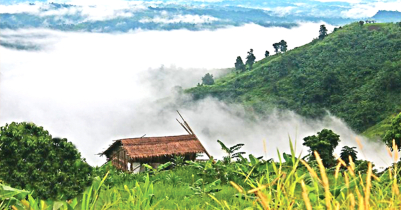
[[246, 49, 256, 69], [234, 56, 245, 72], [319, 24, 328, 40]]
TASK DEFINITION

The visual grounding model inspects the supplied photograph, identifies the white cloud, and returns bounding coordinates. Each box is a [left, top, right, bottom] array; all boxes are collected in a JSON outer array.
[[263, 6, 297, 17], [0, 3, 41, 14], [140, 14, 219, 24], [342, 1, 401, 18], [0, 1, 147, 21], [0, 22, 393, 168], [313, 0, 362, 3]]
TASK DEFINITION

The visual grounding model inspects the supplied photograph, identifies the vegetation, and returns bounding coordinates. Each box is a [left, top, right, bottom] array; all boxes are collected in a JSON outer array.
[[234, 56, 245, 72], [187, 22, 401, 134], [383, 112, 401, 151], [303, 129, 340, 167], [340, 146, 358, 165], [272, 40, 288, 53], [319, 24, 328, 39], [0, 122, 92, 200], [245, 49, 256, 70], [217, 140, 245, 163], [264, 50, 270, 58], [1, 138, 400, 209], [201, 73, 215, 85]]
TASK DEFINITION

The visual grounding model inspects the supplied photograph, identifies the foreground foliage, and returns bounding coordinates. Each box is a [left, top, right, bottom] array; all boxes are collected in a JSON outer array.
[[0, 122, 92, 200], [1, 139, 400, 209]]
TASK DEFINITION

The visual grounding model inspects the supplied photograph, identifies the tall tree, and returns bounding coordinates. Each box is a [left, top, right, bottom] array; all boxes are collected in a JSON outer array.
[[273, 43, 279, 53], [234, 56, 245, 72], [383, 112, 401, 151], [279, 40, 288, 52], [359, 21, 364, 26], [303, 129, 340, 167], [246, 49, 256, 69], [340, 146, 358, 164], [319, 24, 328, 40], [202, 73, 215, 85], [265, 50, 270, 58]]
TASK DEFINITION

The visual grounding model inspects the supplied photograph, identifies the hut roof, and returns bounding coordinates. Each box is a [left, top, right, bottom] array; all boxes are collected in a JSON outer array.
[[101, 134, 206, 162]]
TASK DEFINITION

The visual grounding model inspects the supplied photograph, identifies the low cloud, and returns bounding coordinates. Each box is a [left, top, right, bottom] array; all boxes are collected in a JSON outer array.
[[0, 22, 393, 169], [341, 0, 401, 18], [140, 14, 219, 24], [263, 6, 297, 17], [0, 1, 147, 22]]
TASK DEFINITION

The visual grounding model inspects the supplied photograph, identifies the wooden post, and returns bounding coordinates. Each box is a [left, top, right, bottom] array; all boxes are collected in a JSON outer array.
[[124, 150, 128, 171]]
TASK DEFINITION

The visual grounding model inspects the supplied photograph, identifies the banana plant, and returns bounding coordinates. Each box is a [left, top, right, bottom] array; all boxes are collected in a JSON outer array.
[[0, 184, 29, 209], [189, 179, 222, 196], [142, 162, 172, 175], [217, 140, 246, 163]]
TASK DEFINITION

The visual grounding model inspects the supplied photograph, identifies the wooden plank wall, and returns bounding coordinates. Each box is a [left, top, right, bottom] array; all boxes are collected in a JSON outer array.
[[111, 146, 130, 171]]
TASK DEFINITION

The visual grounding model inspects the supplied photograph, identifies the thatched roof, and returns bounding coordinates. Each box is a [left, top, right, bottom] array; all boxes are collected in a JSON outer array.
[[101, 134, 206, 162]]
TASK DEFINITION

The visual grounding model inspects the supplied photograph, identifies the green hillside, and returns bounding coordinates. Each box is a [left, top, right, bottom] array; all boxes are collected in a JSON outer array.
[[187, 22, 401, 134]]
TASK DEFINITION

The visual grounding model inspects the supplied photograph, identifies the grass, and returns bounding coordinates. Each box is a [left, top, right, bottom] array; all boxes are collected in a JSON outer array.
[[363, 113, 396, 140], [1, 139, 401, 209]]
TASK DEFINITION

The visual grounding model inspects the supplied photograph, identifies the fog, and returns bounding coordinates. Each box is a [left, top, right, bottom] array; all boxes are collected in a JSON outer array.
[[0, 22, 394, 168]]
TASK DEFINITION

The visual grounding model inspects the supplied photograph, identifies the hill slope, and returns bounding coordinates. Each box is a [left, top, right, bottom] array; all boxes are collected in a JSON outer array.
[[187, 22, 401, 133]]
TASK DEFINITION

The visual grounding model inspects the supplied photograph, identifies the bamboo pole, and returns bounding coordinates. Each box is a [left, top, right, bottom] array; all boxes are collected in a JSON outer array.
[[176, 110, 214, 163]]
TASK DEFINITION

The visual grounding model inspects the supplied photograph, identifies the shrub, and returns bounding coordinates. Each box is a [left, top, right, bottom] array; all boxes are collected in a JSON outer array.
[[0, 122, 92, 199], [383, 112, 401, 151]]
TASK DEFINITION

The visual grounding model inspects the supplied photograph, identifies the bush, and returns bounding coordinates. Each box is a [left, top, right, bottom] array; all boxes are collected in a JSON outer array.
[[383, 112, 401, 151], [202, 73, 215, 85], [0, 122, 92, 199]]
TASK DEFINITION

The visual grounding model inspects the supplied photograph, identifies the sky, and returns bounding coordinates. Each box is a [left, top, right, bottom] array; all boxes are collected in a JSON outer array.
[[0, 0, 398, 168]]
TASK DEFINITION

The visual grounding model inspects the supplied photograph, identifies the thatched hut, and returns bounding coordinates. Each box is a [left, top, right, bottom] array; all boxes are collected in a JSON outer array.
[[100, 134, 207, 172]]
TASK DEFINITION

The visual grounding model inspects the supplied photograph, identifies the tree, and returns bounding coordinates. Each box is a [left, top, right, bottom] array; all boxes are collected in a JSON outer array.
[[246, 49, 256, 69], [234, 56, 245, 72], [273, 43, 279, 53], [279, 40, 288, 52], [383, 112, 401, 151], [0, 122, 92, 199], [202, 73, 214, 85], [265, 50, 270, 58], [319, 24, 328, 40], [340, 146, 358, 165], [359, 21, 364, 26], [303, 129, 340, 167]]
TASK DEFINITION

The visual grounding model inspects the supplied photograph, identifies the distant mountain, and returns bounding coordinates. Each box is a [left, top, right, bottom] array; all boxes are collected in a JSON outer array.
[[372, 10, 401, 23], [187, 22, 401, 134], [0, 1, 358, 33]]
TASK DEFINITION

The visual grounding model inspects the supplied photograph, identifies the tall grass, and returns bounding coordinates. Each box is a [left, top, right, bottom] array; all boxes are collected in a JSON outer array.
[[225, 140, 401, 209]]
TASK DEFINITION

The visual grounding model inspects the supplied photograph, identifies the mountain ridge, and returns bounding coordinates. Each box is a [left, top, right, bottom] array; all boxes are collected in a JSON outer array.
[[187, 22, 401, 136]]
